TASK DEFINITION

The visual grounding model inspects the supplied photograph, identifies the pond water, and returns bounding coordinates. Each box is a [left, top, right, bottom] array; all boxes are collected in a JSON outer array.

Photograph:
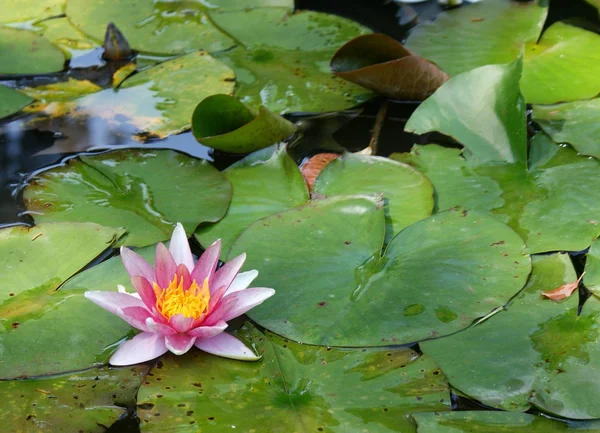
[[2, 0, 600, 432]]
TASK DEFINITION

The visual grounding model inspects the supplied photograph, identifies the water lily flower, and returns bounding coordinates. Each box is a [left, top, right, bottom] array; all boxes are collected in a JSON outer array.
[[85, 223, 275, 366]]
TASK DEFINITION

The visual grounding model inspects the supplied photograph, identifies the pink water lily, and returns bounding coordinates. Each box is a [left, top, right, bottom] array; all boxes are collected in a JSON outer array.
[[85, 223, 275, 366]]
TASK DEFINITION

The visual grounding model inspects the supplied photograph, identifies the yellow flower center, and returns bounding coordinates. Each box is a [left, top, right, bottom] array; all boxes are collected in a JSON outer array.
[[154, 275, 210, 321]]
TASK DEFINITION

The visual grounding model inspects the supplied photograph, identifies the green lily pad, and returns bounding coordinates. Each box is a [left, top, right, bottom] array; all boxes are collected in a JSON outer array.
[[393, 134, 600, 254], [0, 222, 123, 303], [20, 78, 102, 102], [22, 149, 232, 247], [412, 412, 600, 433], [587, 0, 600, 13], [0, 27, 65, 75], [312, 153, 434, 242], [583, 238, 600, 298], [35, 16, 99, 57], [521, 22, 600, 104], [405, 60, 527, 165], [195, 146, 309, 257], [211, 9, 373, 113], [192, 94, 297, 154], [66, 0, 235, 55], [0, 290, 133, 378], [0, 0, 64, 24], [405, 0, 547, 77], [533, 99, 600, 159], [0, 85, 33, 119], [0, 365, 147, 432], [421, 253, 600, 419], [33, 51, 235, 138], [137, 324, 450, 433], [230, 196, 530, 346]]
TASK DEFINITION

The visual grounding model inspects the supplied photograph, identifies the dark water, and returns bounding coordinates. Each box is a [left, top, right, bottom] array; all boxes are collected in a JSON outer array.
[[1, 0, 598, 430]]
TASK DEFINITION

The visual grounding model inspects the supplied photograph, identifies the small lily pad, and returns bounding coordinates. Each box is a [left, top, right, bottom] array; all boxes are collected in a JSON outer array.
[[0, 85, 33, 119], [195, 146, 309, 257], [192, 94, 297, 154], [0, 366, 148, 432], [533, 99, 600, 159], [0, 222, 123, 303], [583, 238, 600, 298], [405, 0, 547, 77], [137, 324, 451, 433], [0, 27, 66, 75], [421, 253, 600, 419], [23, 149, 232, 247], [20, 78, 102, 102], [330, 33, 448, 101], [312, 153, 434, 242], [230, 196, 530, 346], [521, 22, 600, 104]]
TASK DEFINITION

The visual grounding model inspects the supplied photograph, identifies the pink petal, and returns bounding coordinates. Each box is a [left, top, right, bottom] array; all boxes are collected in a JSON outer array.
[[130, 276, 157, 311], [120, 247, 156, 284], [195, 332, 260, 361], [155, 243, 177, 289], [191, 239, 221, 289], [169, 222, 195, 272], [120, 306, 153, 330], [207, 285, 228, 312], [169, 314, 195, 333], [226, 270, 259, 295], [165, 333, 197, 355], [85, 291, 146, 315], [219, 288, 276, 322], [188, 321, 228, 338], [146, 317, 177, 335], [110, 332, 168, 366], [176, 264, 192, 290], [203, 294, 238, 326], [211, 253, 246, 295]]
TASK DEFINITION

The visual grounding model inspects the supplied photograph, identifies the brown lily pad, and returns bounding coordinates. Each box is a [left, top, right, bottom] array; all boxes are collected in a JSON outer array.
[[330, 33, 449, 101]]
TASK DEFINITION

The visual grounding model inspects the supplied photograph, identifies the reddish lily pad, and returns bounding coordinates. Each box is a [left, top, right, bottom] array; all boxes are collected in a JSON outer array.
[[330, 33, 449, 101], [138, 324, 451, 433]]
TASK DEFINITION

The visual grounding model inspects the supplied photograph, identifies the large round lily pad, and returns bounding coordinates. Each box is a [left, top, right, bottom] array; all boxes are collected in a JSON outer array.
[[0, 27, 65, 75], [229, 195, 530, 346], [195, 146, 309, 257], [0, 85, 33, 119], [421, 253, 600, 419], [23, 149, 232, 247], [66, 0, 235, 55], [521, 22, 600, 104], [405, 0, 547, 77], [0, 366, 147, 432], [138, 324, 451, 433], [313, 153, 434, 242], [0, 222, 123, 303], [393, 134, 600, 254], [533, 99, 600, 160]]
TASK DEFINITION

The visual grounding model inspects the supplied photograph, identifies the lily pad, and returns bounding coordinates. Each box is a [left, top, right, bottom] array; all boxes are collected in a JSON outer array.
[[421, 253, 600, 419], [405, 0, 547, 77], [330, 33, 448, 101], [211, 9, 374, 113], [230, 196, 530, 346], [0, 0, 64, 24], [66, 0, 235, 55], [0, 366, 147, 432], [137, 324, 451, 433], [312, 153, 434, 242], [393, 135, 600, 254], [583, 238, 600, 298], [22, 149, 232, 247], [412, 412, 600, 433], [195, 146, 309, 257], [0, 222, 123, 303], [31, 51, 235, 138], [521, 22, 600, 104], [35, 16, 99, 58], [0, 85, 33, 119], [20, 78, 102, 102], [0, 27, 66, 75], [405, 60, 527, 165], [533, 99, 600, 159], [192, 94, 297, 154]]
